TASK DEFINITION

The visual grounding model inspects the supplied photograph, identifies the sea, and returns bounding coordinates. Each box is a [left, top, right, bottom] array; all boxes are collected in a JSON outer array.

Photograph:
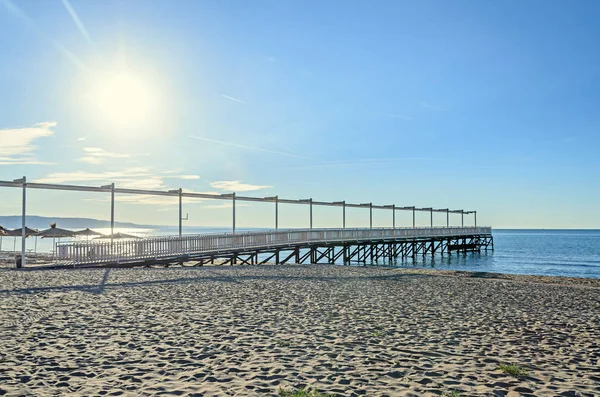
[[395, 229, 600, 279], [2, 228, 599, 279]]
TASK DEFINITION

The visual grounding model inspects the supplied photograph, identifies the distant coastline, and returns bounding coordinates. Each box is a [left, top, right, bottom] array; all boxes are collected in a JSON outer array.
[[0, 215, 149, 230]]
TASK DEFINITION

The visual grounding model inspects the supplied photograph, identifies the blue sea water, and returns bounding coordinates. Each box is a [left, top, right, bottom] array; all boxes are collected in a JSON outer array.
[[392, 229, 600, 279]]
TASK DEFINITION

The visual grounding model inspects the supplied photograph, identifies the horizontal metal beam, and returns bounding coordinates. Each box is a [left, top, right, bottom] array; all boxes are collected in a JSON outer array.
[[0, 179, 475, 214]]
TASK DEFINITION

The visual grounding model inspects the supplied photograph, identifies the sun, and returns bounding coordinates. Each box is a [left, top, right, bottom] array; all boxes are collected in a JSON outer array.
[[87, 68, 159, 129]]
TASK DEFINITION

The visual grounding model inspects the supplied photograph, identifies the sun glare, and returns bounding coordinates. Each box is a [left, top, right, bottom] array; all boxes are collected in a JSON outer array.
[[87, 69, 159, 129]]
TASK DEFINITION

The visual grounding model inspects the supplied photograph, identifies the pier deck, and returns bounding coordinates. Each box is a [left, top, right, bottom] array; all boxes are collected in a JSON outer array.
[[56, 227, 493, 268]]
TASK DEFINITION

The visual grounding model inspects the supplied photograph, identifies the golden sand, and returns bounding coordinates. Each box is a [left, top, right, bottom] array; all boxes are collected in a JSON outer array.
[[1, 265, 599, 396]]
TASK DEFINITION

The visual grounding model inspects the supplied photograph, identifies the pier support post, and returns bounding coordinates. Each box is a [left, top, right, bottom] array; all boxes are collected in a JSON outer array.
[[275, 196, 279, 231], [412, 207, 416, 228], [310, 198, 313, 230], [474, 211, 477, 228], [370, 203, 373, 229], [15, 176, 26, 268], [110, 183, 115, 251], [101, 183, 116, 253], [178, 188, 183, 237], [392, 204, 396, 229], [22, 178, 26, 267], [343, 201, 346, 229], [232, 192, 236, 234], [446, 209, 449, 228], [430, 209, 433, 228], [110, 183, 115, 237]]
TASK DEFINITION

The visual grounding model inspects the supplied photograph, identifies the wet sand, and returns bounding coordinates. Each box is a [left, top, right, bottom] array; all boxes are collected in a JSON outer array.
[[1, 265, 599, 396]]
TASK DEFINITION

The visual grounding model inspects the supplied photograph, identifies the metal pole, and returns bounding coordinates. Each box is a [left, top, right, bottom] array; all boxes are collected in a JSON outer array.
[[369, 203, 373, 229], [20, 176, 26, 268], [309, 198, 313, 230], [446, 210, 449, 228], [430, 209, 433, 228], [275, 196, 278, 231], [178, 188, 183, 237], [342, 201, 346, 229], [232, 192, 236, 234], [110, 183, 115, 249], [110, 183, 115, 235], [412, 207, 415, 228], [474, 211, 477, 228], [461, 212, 464, 227], [392, 205, 396, 229]]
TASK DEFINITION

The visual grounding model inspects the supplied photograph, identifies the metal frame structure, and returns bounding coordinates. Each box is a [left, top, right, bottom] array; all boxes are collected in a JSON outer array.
[[0, 177, 481, 268]]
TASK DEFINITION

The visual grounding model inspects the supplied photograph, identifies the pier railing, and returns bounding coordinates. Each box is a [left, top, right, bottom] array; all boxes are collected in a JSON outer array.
[[56, 227, 491, 266]]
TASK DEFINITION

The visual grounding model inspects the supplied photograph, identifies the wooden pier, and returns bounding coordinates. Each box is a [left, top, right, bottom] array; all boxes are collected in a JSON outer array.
[[55, 227, 493, 268]]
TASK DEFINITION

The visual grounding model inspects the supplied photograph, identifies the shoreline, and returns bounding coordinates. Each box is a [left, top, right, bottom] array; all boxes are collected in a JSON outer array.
[[2, 256, 600, 283], [1, 265, 599, 396]]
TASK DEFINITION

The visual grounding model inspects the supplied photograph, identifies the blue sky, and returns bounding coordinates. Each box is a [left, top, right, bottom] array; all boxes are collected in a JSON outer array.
[[1, 0, 599, 229]]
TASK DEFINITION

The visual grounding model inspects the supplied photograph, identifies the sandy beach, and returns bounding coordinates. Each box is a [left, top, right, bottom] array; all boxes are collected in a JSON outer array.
[[1, 265, 599, 396]]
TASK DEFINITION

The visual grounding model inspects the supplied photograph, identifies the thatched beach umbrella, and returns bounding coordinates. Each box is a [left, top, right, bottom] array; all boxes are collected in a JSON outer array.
[[6, 227, 38, 237], [38, 224, 75, 256], [7, 227, 39, 252], [0, 226, 7, 252], [73, 228, 104, 238], [95, 232, 141, 240], [39, 226, 74, 239]]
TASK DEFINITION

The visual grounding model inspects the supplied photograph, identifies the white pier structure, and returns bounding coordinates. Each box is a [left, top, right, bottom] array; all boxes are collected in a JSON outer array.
[[0, 177, 488, 268], [54, 226, 493, 267]]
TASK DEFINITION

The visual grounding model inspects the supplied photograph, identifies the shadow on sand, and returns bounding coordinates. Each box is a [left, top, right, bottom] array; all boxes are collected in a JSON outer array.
[[0, 266, 435, 295]]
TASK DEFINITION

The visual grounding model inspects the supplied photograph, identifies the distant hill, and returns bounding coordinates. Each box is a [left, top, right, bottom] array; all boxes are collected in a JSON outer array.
[[0, 215, 148, 230]]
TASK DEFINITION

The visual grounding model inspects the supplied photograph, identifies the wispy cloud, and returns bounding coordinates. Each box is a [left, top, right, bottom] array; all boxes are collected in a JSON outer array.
[[220, 94, 246, 104], [420, 101, 446, 112], [202, 202, 250, 209], [61, 0, 93, 46], [189, 135, 314, 160], [210, 180, 272, 192], [114, 195, 204, 206], [89, 193, 206, 206], [34, 168, 164, 188], [77, 137, 86, 141], [34, 168, 208, 194], [291, 157, 430, 171], [179, 175, 200, 180], [78, 147, 131, 164], [3, 0, 87, 71], [0, 121, 56, 165]]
